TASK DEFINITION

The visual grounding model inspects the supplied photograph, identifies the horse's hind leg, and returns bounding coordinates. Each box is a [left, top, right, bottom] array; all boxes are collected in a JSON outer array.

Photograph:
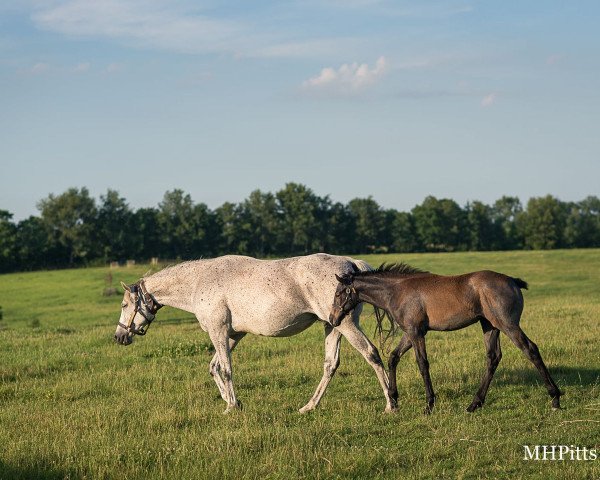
[[388, 335, 412, 407], [299, 324, 342, 414], [467, 319, 501, 412], [209, 333, 245, 404], [504, 325, 561, 409]]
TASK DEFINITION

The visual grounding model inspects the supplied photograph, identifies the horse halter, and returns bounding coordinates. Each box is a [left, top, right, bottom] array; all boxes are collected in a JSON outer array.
[[118, 280, 163, 336]]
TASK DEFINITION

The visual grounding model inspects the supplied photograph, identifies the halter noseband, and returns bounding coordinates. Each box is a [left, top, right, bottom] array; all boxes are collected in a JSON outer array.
[[118, 280, 163, 336]]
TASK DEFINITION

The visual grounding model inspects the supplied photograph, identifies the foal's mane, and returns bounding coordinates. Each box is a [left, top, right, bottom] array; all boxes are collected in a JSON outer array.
[[355, 262, 428, 277]]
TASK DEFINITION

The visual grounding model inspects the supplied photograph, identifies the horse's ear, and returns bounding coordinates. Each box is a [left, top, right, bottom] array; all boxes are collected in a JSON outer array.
[[335, 274, 344, 283], [351, 262, 360, 273], [120, 281, 131, 292]]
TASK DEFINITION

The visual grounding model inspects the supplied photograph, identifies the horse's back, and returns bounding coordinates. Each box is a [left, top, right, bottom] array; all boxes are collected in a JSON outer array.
[[196, 254, 362, 336]]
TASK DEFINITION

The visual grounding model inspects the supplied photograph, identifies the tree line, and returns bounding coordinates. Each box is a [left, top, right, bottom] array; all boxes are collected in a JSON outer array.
[[1, 183, 599, 273]]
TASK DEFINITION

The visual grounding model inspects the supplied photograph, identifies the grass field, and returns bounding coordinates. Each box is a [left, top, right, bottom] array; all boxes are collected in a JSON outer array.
[[0, 250, 599, 479]]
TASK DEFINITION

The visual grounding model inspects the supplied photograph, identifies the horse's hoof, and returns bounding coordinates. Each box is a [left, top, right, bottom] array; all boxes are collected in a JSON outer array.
[[467, 401, 482, 413], [223, 401, 243, 414], [552, 398, 561, 410], [299, 404, 314, 414], [423, 406, 433, 415], [384, 406, 398, 414]]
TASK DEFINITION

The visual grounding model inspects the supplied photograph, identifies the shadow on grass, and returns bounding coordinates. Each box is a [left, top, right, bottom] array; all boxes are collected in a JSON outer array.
[[495, 366, 599, 387], [0, 460, 75, 480]]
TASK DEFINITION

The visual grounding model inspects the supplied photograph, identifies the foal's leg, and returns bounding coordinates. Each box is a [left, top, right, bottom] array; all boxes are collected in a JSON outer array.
[[504, 326, 561, 409], [467, 320, 501, 412], [207, 326, 242, 413], [407, 332, 435, 414], [336, 317, 396, 413], [388, 335, 412, 406], [209, 333, 246, 403], [299, 324, 342, 414]]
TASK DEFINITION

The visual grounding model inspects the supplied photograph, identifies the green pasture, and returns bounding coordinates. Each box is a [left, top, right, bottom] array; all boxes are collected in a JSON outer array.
[[0, 250, 598, 479]]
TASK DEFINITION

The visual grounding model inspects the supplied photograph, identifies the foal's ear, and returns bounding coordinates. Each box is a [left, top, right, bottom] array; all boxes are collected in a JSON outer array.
[[120, 281, 131, 292], [335, 273, 352, 285]]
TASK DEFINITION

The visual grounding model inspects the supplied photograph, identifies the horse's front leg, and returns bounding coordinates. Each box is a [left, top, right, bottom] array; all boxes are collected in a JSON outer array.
[[206, 321, 242, 413], [407, 331, 435, 414], [388, 334, 412, 405], [336, 314, 396, 413], [209, 333, 246, 405], [299, 324, 342, 413]]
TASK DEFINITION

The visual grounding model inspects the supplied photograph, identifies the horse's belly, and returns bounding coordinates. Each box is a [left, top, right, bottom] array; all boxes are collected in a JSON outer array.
[[429, 314, 480, 331], [232, 312, 318, 337]]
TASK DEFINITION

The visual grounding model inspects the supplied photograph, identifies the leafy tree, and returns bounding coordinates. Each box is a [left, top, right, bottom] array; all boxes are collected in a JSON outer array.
[[322, 202, 355, 254], [97, 189, 133, 261], [216, 202, 247, 255], [37, 187, 97, 265], [275, 183, 323, 254], [521, 195, 567, 249], [491, 196, 523, 250], [15, 216, 48, 270], [412, 196, 467, 251], [466, 201, 499, 251], [564, 196, 600, 247], [0, 210, 17, 272], [158, 189, 215, 259], [390, 211, 421, 253], [241, 190, 279, 256], [347, 197, 386, 253], [132, 207, 161, 259]]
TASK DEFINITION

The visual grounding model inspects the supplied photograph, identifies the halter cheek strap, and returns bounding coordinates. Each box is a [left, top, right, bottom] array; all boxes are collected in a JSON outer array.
[[118, 280, 163, 335]]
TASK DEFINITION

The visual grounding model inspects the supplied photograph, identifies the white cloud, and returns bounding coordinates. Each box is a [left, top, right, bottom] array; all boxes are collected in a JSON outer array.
[[19, 62, 49, 75], [302, 56, 388, 94], [546, 54, 564, 66], [481, 92, 497, 107], [72, 61, 90, 72], [31, 0, 248, 56], [106, 62, 121, 73]]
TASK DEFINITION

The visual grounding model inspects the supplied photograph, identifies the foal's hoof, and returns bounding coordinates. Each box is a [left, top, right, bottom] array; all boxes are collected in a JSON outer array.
[[467, 400, 483, 413], [384, 406, 398, 414], [423, 405, 434, 415], [552, 398, 561, 410]]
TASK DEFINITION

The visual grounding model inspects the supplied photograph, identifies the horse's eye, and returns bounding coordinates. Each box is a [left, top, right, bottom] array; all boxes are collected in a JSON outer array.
[[122, 303, 127, 308]]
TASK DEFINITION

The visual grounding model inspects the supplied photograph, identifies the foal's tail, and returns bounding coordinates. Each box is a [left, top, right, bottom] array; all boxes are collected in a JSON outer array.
[[511, 277, 529, 290]]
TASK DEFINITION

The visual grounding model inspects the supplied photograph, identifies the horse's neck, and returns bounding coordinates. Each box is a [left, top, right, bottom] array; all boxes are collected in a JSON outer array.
[[144, 265, 198, 314], [354, 276, 397, 312]]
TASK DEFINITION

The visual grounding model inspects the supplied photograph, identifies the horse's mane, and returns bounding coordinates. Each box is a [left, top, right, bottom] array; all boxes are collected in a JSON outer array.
[[355, 262, 428, 277]]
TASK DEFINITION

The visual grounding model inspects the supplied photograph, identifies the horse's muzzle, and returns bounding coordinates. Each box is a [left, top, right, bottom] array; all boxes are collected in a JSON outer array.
[[114, 331, 133, 346], [329, 307, 345, 328]]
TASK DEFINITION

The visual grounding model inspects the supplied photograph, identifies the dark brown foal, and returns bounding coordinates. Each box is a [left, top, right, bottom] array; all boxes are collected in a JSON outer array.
[[329, 263, 561, 413]]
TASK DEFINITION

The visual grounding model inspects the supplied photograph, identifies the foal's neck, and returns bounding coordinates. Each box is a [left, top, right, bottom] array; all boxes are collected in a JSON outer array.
[[353, 275, 396, 312]]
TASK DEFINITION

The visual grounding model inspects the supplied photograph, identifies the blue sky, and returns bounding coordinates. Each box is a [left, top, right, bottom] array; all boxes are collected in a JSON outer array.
[[1, 0, 599, 220]]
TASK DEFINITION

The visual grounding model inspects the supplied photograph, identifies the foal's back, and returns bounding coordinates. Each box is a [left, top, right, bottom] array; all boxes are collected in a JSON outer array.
[[393, 271, 525, 332]]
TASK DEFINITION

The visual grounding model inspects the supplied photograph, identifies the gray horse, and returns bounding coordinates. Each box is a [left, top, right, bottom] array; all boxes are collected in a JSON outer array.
[[114, 254, 395, 413]]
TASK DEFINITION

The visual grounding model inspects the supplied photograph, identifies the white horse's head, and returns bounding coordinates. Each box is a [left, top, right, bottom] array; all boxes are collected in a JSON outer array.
[[114, 281, 162, 345]]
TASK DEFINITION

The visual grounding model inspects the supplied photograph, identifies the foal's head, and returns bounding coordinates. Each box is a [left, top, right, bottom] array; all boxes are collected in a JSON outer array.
[[329, 272, 360, 327], [114, 281, 161, 345]]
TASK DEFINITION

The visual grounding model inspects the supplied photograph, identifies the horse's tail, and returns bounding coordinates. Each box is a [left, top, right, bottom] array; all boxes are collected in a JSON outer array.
[[511, 277, 529, 290], [346, 257, 396, 354]]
